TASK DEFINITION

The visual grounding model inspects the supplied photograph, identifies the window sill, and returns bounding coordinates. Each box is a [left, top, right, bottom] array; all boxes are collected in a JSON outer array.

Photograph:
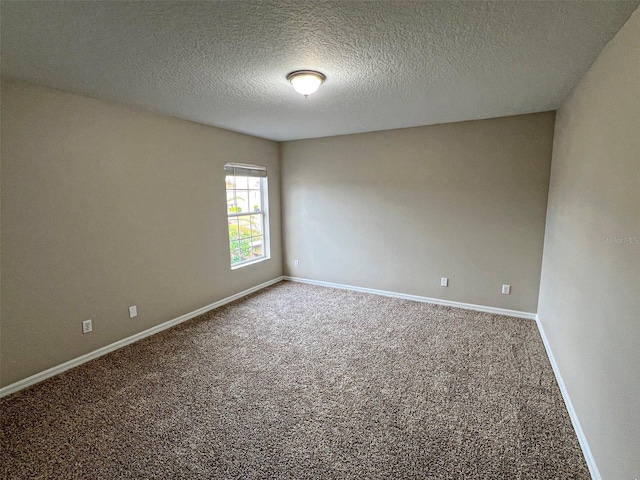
[[230, 256, 269, 270]]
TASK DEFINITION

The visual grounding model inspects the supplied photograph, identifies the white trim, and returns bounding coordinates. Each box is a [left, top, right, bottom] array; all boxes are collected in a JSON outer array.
[[0, 276, 285, 398], [282, 277, 598, 475], [230, 255, 270, 270], [283, 276, 536, 320], [1, 275, 597, 479], [535, 314, 600, 480]]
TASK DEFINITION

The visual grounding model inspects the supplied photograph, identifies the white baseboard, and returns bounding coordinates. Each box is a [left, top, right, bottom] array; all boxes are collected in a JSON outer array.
[[283, 276, 597, 476], [2, 275, 597, 479], [1, 275, 598, 479], [283, 276, 536, 320], [0, 276, 285, 398], [535, 315, 600, 480]]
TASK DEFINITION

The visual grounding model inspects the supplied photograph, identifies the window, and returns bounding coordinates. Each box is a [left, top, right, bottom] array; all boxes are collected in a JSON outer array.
[[225, 163, 269, 268]]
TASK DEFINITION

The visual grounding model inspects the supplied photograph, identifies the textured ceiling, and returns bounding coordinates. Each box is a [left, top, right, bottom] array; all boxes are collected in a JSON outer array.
[[1, 1, 638, 141]]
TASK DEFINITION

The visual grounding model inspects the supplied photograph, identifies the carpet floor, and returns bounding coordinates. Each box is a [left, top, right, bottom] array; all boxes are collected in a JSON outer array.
[[1, 281, 589, 479]]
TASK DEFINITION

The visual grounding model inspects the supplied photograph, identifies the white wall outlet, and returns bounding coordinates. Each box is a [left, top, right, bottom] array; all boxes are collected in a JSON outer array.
[[502, 284, 511, 295], [82, 319, 93, 334], [294, 259, 299, 267], [441, 277, 449, 287], [129, 305, 137, 318]]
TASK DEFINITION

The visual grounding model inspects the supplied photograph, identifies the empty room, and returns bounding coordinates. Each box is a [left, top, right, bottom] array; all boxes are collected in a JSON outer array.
[[1, 1, 638, 479]]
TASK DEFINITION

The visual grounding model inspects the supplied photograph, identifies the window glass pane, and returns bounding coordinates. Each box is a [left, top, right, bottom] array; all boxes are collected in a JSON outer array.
[[229, 240, 241, 264], [238, 216, 252, 238], [249, 190, 261, 212], [251, 236, 263, 258], [248, 177, 261, 189], [250, 214, 262, 236], [235, 190, 249, 213], [235, 176, 248, 189], [227, 191, 237, 214], [238, 237, 252, 261], [225, 176, 235, 190], [228, 218, 239, 240]]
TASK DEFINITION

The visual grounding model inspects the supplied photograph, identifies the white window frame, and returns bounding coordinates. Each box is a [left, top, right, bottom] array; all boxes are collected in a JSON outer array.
[[225, 163, 270, 269]]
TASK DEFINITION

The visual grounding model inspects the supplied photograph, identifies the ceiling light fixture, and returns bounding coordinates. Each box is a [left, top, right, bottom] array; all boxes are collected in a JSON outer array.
[[287, 70, 326, 97]]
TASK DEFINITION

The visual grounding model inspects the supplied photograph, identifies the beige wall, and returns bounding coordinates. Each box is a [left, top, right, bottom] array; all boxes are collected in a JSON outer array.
[[0, 80, 282, 387], [538, 8, 640, 480], [281, 112, 555, 313]]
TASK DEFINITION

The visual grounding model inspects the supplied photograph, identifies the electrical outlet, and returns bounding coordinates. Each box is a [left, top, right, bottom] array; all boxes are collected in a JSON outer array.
[[441, 277, 448, 287], [502, 284, 511, 295], [82, 319, 92, 334], [294, 259, 299, 267], [129, 305, 137, 318]]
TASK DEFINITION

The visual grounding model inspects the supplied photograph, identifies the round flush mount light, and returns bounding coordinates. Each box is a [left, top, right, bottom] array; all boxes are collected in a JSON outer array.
[[287, 70, 326, 97]]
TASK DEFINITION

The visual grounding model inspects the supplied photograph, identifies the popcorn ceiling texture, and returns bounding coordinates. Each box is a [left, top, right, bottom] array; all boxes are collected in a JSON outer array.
[[1, 0, 638, 141]]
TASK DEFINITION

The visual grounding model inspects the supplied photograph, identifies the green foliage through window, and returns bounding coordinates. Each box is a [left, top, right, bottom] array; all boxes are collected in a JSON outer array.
[[225, 168, 268, 267]]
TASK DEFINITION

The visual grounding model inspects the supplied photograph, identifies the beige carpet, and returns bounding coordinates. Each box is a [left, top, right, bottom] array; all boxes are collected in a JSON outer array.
[[1, 281, 589, 479]]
